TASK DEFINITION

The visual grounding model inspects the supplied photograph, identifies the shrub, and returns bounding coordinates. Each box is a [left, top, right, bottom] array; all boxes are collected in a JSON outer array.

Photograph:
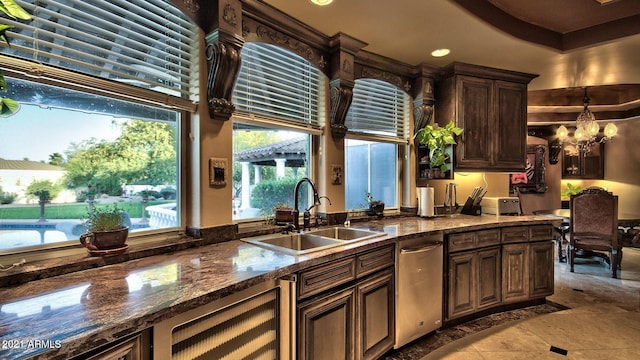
[[160, 187, 176, 200], [0, 192, 16, 204], [250, 178, 308, 215]]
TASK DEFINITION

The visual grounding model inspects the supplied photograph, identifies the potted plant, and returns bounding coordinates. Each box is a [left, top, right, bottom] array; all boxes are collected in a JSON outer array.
[[365, 191, 385, 218], [273, 202, 295, 225], [415, 121, 463, 178], [80, 204, 129, 255]]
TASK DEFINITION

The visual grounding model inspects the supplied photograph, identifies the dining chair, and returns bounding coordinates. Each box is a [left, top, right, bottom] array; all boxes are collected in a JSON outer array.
[[569, 187, 620, 278]]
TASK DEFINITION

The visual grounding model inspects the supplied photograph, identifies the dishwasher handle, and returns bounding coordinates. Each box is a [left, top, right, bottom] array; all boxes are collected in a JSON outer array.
[[400, 242, 442, 254]]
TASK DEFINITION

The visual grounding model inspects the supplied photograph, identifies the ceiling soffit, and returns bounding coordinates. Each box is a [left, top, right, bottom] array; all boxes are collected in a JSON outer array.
[[452, 0, 640, 51]]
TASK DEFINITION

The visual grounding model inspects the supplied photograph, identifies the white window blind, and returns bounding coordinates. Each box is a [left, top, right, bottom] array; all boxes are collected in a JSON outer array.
[[233, 42, 323, 128], [2, 0, 195, 99], [346, 78, 410, 141]]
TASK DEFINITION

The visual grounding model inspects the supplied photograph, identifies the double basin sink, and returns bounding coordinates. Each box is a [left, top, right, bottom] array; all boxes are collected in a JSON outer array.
[[242, 227, 386, 255]]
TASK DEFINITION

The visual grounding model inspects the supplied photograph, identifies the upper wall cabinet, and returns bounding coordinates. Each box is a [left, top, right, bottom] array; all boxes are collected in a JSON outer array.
[[435, 63, 538, 172], [562, 142, 604, 179]]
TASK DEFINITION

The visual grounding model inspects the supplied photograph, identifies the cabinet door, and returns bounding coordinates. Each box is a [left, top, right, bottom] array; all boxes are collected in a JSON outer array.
[[447, 251, 476, 320], [456, 75, 493, 169], [477, 247, 501, 310], [355, 269, 395, 360], [494, 81, 527, 171], [562, 142, 604, 179], [299, 288, 355, 360], [529, 241, 554, 298], [502, 243, 530, 303], [81, 331, 150, 360]]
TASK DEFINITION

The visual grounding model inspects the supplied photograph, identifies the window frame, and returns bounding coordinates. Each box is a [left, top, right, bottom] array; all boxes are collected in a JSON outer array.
[[0, 0, 195, 263], [344, 78, 410, 212], [231, 42, 326, 224]]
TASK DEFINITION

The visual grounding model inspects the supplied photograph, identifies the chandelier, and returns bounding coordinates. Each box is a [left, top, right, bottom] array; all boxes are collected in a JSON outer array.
[[556, 88, 617, 153]]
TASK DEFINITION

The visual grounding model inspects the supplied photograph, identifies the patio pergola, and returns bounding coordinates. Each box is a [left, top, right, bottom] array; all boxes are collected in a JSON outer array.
[[233, 137, 307, 210]]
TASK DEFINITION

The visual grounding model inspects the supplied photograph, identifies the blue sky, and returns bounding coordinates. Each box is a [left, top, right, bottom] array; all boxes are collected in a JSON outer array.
[[0, 105, 121, 162]]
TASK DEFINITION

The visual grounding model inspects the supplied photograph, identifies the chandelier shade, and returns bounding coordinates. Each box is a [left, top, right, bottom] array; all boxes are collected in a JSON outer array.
[[556, 88, 617, 153]]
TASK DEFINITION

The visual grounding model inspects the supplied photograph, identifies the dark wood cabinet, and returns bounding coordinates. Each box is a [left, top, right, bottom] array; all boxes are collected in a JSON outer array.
[[435, 62, 537, 172], [297, 245, 395, 360], [562, 142, 604, 179], [445, 224, 554, 323], [355, 269, 395, 360], [446, 229, 501, 321], [529, 241, 554, 297], [502, 243, 530, 303], [447, 246, 501, 321], [299, 288, 355, 360]]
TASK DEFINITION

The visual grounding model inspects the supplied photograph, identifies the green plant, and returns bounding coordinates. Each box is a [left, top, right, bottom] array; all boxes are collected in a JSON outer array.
[[0, 0, 32, 117], [561, 183, 582, 197], [251, 177, 307, 215], [84, 204, 126, 232], [26, 179, 62, 202], [414, 121, 463, 172], [0, 187, 16, 204]]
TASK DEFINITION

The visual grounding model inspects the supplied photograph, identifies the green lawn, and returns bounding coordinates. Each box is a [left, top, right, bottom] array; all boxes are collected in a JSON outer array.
[[0, 201, 170, 220]]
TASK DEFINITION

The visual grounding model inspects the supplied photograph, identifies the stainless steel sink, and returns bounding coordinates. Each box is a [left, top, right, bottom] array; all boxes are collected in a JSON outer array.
[[242, 227, 386, 255], [306, 227, 386, 241]]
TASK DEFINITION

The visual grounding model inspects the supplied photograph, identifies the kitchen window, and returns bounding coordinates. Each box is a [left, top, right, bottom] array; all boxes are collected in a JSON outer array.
[[344, 79, 409, 210], [0, 0, 195, 257], [231, 42, 326, 221]]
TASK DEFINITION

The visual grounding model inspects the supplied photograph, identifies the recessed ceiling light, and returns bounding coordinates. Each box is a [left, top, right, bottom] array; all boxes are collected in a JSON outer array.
[[431, 49, 450, 57], [310, 0, 333, 5]]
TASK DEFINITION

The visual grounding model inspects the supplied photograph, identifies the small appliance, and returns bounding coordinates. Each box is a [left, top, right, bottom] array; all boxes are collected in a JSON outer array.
[[481, 196, 521, 215]]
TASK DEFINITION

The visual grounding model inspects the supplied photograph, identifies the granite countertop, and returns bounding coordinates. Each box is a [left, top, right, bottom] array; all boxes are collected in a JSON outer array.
[[0, 214, 556, 360]]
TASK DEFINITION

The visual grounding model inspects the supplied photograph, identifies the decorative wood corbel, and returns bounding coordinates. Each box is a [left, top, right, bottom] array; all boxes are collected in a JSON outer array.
[[548, 138, 562, 164], [206, 31, 243, 121], [328, 34, 366, 139], [330, 79, 353, 139], [413, 102, 434, 134], [412, 66, 438, 133]]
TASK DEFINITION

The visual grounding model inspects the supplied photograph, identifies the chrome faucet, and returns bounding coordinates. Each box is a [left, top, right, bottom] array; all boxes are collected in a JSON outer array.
[[293, 178, 329, 231]]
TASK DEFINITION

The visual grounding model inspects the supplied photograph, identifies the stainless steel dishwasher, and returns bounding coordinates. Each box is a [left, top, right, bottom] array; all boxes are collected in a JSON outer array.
[[395, 233, 443, 348]]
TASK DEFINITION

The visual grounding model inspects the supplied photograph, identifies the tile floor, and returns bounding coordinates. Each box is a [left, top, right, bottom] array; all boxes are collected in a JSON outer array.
[[421, 247, 640, 360]]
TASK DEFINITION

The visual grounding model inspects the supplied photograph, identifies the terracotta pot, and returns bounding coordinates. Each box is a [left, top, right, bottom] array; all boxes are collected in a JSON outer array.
[[80, 227, 129, 251], [275, 208, 294, 224]]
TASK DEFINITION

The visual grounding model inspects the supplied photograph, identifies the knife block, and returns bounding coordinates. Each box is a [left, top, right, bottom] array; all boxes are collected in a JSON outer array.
[[460, 197, 482, 216]]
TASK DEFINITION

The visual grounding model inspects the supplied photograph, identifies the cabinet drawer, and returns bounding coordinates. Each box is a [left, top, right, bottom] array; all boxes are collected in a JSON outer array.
[[449, 232, 476, 252], [476, 229, 500, 247], [530, 225, 553, 241], [501, 226, 529, 244], [298, 257, 356, 299], [356, 245, 395, 278]]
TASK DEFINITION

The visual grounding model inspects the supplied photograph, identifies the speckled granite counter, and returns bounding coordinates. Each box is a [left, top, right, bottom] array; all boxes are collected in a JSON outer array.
[[0, 214, 557, 359]]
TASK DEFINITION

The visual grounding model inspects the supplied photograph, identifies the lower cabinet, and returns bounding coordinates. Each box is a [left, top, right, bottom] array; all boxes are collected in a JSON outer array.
[[446, 225, 554, 323], [502, 243, 529, 302], [355, 269, 395, 360], [529, 241, 554, 297], [153, 280, 291, 360], [299, 287, 355, 360], [502, 240, 554, 302], [297, 245, 395, 360], [73, 330, 151, 360], [447, 246, 500, 320]]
